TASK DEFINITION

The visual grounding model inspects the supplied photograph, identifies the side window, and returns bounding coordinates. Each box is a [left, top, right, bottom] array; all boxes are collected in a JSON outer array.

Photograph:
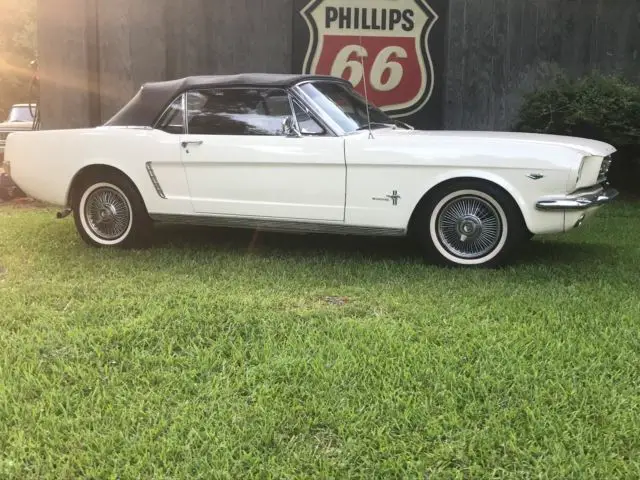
[[292, 99, 325, 135], [156, 95, 185, 134], [186, 88, 293, 136]]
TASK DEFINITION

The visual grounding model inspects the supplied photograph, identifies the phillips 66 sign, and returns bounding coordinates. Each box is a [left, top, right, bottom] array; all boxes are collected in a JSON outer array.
[[293, 0, 448, 129]]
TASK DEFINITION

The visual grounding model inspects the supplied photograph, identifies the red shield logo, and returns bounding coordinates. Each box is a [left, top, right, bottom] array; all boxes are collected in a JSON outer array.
[[300, 0, 439, 118]]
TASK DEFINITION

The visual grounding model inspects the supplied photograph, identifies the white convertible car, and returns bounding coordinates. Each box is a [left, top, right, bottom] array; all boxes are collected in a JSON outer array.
[[4, 74, 618, 267]]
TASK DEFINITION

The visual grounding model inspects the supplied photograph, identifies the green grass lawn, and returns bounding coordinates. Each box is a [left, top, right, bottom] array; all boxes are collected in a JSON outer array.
[[1, 201, 639, 479]]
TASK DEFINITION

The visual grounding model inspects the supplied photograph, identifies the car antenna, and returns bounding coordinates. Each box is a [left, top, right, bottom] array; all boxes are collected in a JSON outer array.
[[357, 34, 374, 140]]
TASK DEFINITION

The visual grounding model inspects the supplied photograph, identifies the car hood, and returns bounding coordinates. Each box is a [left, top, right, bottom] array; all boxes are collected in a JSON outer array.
[[0, 121, 34, 131], [370, 129, 617, 157]]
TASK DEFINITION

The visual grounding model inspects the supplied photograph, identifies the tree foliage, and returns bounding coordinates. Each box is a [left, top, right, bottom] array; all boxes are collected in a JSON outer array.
[[515, 73, 640, 148], [0, 0, 37, 120], [514, 72, 640, 192]]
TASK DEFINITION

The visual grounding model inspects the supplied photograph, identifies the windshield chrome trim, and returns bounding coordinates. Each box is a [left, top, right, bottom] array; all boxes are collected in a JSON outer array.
[[151, 93, 187, 134], [286, 93, 299, 132], [291, 80, 403, 137], [291, 84, 346, 136], [289, 87, 340, 137], [289, 96, 332, 137]]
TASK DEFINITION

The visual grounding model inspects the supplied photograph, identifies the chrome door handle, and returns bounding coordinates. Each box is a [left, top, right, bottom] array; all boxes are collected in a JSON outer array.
[[181, 140, 203, 148]]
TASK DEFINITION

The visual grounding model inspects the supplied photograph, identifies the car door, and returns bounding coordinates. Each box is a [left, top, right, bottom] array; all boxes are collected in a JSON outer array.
[[179, 87, 346, 222]]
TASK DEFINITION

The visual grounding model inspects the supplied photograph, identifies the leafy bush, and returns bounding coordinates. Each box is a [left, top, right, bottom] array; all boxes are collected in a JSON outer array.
[[514, 73, 640, 192]]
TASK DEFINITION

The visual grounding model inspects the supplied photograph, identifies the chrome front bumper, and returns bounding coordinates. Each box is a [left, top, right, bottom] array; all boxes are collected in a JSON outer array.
[[536, 185, 619, 211]]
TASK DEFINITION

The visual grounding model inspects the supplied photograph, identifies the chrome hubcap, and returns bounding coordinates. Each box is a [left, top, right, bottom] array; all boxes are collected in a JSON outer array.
[[85, 187, 131, 240], [437, 196, 503, 259]]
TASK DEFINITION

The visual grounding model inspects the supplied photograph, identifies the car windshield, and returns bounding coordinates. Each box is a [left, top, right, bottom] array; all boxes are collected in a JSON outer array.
[[298, 81, 404, 134], [8, 106, 36, 122]]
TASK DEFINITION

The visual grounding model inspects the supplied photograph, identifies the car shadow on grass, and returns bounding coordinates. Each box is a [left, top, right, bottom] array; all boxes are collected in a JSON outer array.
[[153, 224, 420, 260], [151, 225, 618, 268], [513, 238, 619, 267]]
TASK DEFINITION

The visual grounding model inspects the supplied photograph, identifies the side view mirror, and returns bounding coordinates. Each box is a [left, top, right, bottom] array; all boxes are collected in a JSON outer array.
[[282, 116, 301, 138]]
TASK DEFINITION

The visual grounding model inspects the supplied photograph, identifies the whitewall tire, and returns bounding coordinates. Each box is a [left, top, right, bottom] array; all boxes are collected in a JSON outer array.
[[415, 181, 527, 268], [79, 182, 133, 246], [72, 171, 152, 248]]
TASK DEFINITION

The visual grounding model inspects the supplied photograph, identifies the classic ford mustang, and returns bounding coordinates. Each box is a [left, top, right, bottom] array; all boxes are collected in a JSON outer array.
[[4, 73, 618, 267]]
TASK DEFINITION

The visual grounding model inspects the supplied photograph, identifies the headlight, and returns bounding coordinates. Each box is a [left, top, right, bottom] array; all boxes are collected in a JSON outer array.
[[598, 155, 613, 182], [575, 156, 606, 189]]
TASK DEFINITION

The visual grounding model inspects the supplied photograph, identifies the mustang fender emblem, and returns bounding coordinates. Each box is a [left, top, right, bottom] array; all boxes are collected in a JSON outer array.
[[373, 190, 401, 205], [387, 190, 402, 205]]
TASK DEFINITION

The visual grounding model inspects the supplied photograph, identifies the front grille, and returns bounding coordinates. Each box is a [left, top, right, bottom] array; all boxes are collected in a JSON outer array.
[[598, 156, 613, 182]]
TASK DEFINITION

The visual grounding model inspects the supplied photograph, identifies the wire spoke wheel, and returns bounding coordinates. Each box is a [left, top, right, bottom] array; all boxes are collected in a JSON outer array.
[[84, 186, 132, 241], [436, 195, 504, 260]]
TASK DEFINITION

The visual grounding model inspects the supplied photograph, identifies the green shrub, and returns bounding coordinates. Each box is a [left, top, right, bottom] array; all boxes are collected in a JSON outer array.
[[514, 73, 640, 192]]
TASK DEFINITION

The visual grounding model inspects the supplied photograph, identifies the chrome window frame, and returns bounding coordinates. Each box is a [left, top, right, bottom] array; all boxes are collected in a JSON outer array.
[[152, 81, 349, 138], [182, 92, 188, 135], [291, 79, 395, 137], [290, 81, 347, 136], [153, 93, 188, 135], [288, 95, 331, 137], [181, 85, 337, 137]]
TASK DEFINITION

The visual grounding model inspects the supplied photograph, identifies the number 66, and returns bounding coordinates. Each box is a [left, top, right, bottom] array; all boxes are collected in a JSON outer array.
[[330, 45, 408, 92]]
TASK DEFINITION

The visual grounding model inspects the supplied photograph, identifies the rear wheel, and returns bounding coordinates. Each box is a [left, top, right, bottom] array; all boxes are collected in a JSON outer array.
[[72, 171, 152, 248], [414, 181, 527, 268]]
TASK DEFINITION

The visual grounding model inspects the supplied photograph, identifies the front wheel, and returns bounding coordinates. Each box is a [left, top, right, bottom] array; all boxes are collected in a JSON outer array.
[[72, 172, 152, 248], [415, 181, 527, 268]]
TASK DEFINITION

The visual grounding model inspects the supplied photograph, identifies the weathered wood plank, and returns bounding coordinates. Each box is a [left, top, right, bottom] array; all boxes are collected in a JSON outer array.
[[163, 0, 293, 78], [97, 0, 168, 122], [443, 0, 467, 129], [39, 0, 295, 128], [444, 0, 640, 131], [39, 0, 640, 131], [591, 0, 640, 77], [37, 0, 94, 129]]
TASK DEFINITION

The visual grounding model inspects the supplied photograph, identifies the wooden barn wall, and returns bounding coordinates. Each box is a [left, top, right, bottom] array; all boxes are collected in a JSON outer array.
[[37, 0, 294, 129], [445, 0, 640, 130], [37, 0, 98, 130], [38, 0, 640, 131]]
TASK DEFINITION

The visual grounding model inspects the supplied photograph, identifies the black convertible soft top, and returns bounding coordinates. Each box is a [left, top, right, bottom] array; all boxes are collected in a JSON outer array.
[[104, 73, 349, 127]]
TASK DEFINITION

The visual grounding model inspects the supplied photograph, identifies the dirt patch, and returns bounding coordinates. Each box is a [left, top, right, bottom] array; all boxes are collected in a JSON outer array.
[[324, 296, 350, 306], [0, 197, 50, 209]]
